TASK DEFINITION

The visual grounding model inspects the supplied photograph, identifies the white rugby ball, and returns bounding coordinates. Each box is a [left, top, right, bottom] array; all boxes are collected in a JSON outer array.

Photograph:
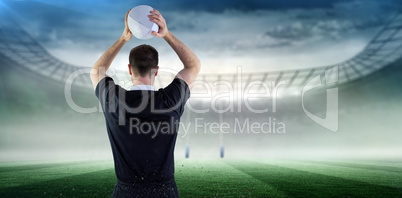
[[127, 5, 159, 40]]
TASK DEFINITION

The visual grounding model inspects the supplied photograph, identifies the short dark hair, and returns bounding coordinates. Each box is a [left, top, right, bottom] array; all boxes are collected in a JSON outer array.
[[129, 44, 158, 77]]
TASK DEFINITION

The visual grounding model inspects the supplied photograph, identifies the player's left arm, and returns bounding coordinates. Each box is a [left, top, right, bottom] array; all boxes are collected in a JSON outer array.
[[90, 9, 132, 90]]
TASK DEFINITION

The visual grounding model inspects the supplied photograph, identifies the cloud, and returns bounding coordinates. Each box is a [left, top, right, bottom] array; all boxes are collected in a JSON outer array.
[[264, 18, 376, 41], [29, 0, 365, 13], [264, 0, 396, 42], [2, 0, 400, 73], [7, 0, 397, 49]]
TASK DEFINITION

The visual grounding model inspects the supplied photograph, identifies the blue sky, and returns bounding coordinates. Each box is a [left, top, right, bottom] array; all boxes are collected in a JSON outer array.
[[1, 0, 401, 73]]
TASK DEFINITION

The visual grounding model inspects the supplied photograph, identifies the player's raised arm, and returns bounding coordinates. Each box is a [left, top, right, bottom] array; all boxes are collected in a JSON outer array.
[[148, 9, 201, 86], [90, 9, 133, 90]]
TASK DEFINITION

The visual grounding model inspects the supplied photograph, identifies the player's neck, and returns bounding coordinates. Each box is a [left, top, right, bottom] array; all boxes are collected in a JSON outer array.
[[131, 76, 154, 86]]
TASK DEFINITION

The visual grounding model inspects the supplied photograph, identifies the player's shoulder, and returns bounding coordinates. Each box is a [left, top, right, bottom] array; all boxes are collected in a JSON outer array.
[[156, 77, 190, 105], [159, 77, 190, 95], [167, 77, 189, 90], [95, 76, 125, 99]]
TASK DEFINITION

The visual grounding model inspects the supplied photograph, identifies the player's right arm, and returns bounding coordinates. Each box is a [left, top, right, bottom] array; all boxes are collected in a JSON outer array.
[[148, 9, 201, 86]]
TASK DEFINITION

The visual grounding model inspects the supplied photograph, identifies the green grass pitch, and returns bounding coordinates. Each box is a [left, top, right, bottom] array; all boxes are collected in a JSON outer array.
[[0, 159, 401, 197]]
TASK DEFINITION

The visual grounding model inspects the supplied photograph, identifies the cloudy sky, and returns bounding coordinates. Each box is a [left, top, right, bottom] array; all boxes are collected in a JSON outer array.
[[1, 0, 400, 73]]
